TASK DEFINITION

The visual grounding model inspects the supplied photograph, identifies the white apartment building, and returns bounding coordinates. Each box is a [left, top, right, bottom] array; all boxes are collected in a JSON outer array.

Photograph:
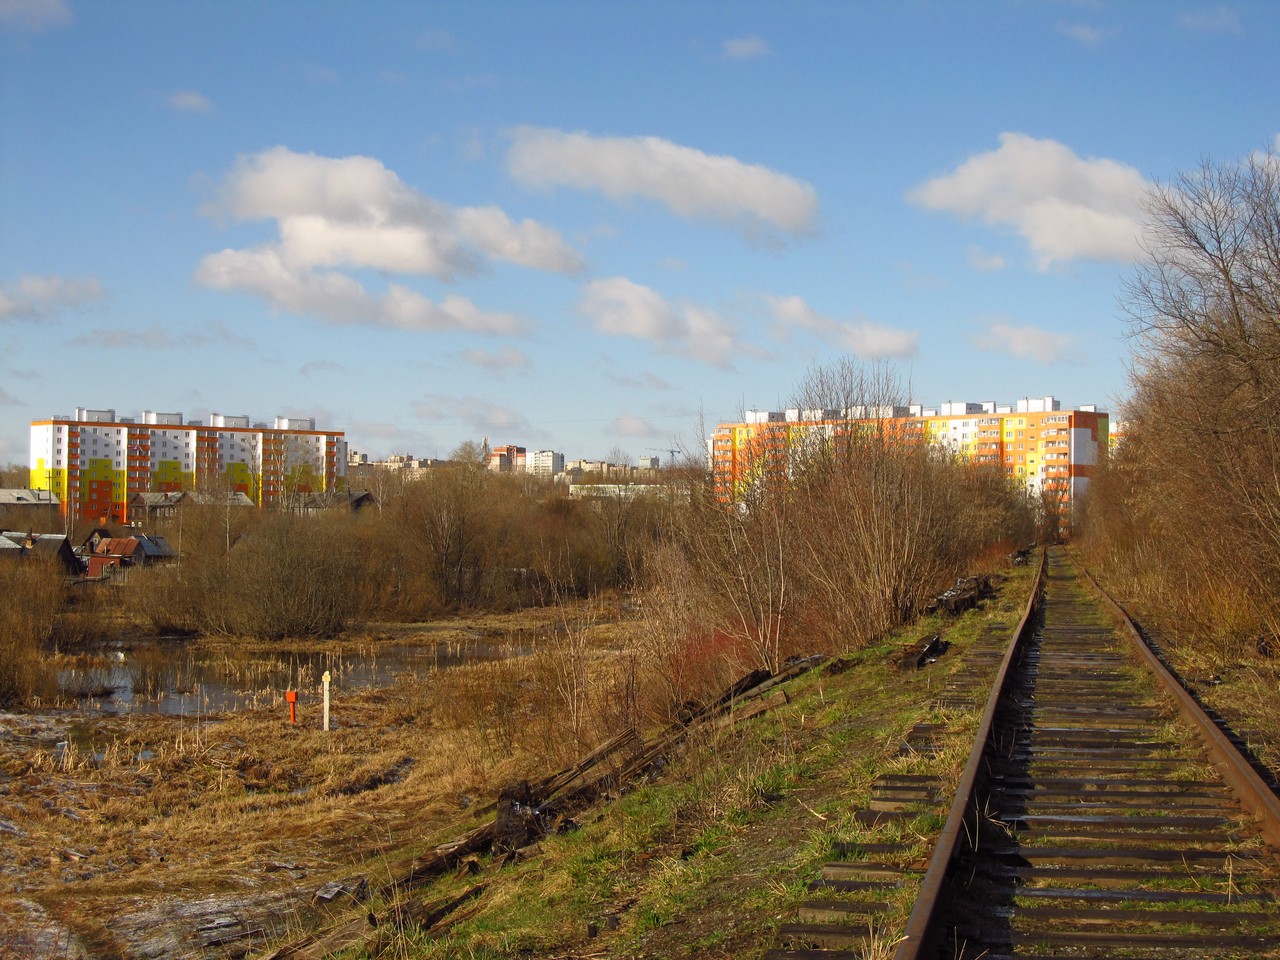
[[528, 450, 565, 477], [30, 407, 346, 524]]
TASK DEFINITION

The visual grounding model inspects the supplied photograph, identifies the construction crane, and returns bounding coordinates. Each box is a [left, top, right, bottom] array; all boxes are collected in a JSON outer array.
[[645, 447, 679, 467]]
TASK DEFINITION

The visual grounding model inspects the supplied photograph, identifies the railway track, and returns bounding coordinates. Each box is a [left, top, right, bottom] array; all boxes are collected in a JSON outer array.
[[770, 546, 1280, 960]]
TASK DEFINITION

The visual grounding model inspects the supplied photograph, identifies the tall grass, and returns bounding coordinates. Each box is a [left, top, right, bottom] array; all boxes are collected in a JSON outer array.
[[0, 561, 61, 705]]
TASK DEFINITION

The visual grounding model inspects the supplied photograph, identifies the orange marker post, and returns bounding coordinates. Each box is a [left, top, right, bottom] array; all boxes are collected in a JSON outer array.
[[285, 689, 297, 724]]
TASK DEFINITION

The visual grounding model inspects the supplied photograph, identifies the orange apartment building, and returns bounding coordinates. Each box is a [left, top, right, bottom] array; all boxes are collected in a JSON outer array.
[[30, 407, 346, 525], [712, 396, 1108, 531]]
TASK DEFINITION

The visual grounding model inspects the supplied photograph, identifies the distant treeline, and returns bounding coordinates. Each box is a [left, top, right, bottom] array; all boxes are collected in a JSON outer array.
[[2, 359, 1045, 711]]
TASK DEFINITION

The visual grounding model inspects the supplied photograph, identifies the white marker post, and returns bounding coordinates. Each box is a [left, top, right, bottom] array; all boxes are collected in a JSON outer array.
[[322, 670, 331, 731]]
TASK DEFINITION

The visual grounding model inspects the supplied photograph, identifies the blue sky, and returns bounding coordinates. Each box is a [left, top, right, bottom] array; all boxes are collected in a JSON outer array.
[[2, 1, 1277, 465]]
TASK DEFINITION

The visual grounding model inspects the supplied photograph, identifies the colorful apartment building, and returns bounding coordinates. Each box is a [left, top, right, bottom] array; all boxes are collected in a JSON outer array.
[[30, 407, 347, 525], [713, 396, 1107, 528], [486, 444, 527, 472]]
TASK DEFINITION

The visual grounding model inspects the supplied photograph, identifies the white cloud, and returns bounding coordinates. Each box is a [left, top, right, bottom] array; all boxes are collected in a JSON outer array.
[[603, 367, 671, 390], [968, 246, 1007, 272], [614, 414, 660, 438], [1056, 22, 1111, 46], [766, 294, 919, 360], [506, 127, 818, 239], [974, 321, 1076, 364], [206, 146, 583, 277], [459, 126, 486, 162], [416, 29, 457, 52], [304, 65, 340, 85], [0, 0, 70, 31], [169, 89, 213, 113], [69, 319, 253, 352], [414, 395, 542, 440], [300, 360, 343, 376], [197, 146, 582, 330], [579, 277, 740, 367], [461, 345, 531, 373], [195, 246, 522, 334], [907, 132, 1149, 270], [0, 275, 104, 321], [455, 206, 586, 273], [722, 35, 772, 60], [1177, 6, 1242, 33]]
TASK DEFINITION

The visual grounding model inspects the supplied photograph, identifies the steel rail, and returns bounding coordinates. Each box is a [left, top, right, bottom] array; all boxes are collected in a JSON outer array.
[[893, 548, 1280, 960], [1074, 555, 1280, 851], [891, 548, 1047, 960]]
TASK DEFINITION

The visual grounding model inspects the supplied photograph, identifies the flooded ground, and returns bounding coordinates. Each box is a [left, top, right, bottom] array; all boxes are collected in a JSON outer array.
[[0, 602, 639, 959], [57, 634, 528, 717]]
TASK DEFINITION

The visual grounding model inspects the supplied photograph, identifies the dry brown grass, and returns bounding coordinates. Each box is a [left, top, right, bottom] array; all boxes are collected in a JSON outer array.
[[0, 600, 649, 956], [0, 560, 62, 706]]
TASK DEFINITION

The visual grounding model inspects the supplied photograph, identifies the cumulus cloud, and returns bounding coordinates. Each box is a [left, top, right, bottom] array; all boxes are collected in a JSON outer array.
[[196, 246, 522, 334], [579, 277, 740, 367], [414, 394, 542, 440], [196, 146, 581, 331], [1056, 22, 1111, 47], [974, 321, 1076, 364], [460, 345, 531, 373], [0, 0, 70, 31], [506, 127, 818, 240], [603, 366, 671, 391], [907, 132, 1149, 270], [169, 89, 213, 113], [968, 246, 1007, 272], [766, 294, 919, 360], [300, 360, 344, 376], [1177, 6, 1242, 33], [0, 275, 104, 322], [722, 35, 772, 60], [614, 414, 660, 438], [69, 319, 252, 351]]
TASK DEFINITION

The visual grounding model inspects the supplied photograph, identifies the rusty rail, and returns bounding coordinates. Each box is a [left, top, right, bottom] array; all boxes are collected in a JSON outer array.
[[1075, 556, 1280, 852], [889, 546, 1280, 959], [890, 547, 1047, 960]]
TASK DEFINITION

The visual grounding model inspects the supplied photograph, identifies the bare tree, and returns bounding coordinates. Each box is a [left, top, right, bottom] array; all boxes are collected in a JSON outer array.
[[1098, 148, 1280, 645]]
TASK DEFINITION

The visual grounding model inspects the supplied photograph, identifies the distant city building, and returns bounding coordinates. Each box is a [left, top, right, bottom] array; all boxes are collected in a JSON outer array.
[[528, 450, 565, 477], [638, 456, 660, 470], [30, 407, 346, 525], [568, 483, 685, 502], [713, 395, 1108, 534], [487, 444, 526, 473], [347, 452, 454, 476]]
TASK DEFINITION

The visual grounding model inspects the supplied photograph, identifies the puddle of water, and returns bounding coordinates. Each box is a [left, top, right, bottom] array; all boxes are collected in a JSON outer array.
[[59, 639, 522, 716]]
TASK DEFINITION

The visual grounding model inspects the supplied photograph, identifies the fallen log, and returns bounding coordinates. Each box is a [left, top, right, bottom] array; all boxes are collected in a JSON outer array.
[[385, 883, 487, 932], [264, 883, 490, 960], [391, 822, 494, 892], [712, 689, 789, 731]]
